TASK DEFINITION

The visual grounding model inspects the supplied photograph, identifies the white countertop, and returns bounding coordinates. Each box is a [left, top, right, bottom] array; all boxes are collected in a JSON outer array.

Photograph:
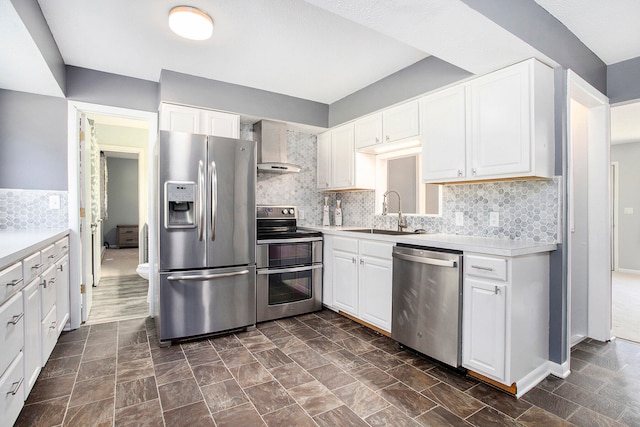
[[0, 229, 69, 270], [302, 226, 557, 257]]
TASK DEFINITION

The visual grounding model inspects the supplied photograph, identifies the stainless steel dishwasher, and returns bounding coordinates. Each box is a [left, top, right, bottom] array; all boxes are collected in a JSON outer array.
[[392, 244, 463, 367]]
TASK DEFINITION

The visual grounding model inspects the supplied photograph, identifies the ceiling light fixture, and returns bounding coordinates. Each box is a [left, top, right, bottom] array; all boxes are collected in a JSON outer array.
[[168, 6, 213, 40]]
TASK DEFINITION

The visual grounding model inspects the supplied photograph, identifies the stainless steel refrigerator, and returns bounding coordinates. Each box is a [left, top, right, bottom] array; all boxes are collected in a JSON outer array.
[[156, 130, 256, 344]]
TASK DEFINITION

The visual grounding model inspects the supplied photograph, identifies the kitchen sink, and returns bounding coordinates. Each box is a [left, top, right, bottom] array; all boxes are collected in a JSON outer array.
[[343, 228, 420, 236]]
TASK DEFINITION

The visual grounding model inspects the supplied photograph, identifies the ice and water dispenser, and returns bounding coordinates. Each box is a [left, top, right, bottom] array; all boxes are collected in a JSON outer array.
[[164, 181, 197, 229]]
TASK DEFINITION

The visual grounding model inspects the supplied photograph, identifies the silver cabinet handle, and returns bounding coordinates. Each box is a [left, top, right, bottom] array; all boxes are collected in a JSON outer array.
[[472, 168, 477, 175], [6, 378, 23, 396], [457, 170, 463, 177], [32, 264, 43, 270], [257, 264, 322, 275], [7, 313, 24, 325], [210, 160, 217, 241], [375, 137, 380, 143], [392, 252, 457, 268], [351, 257, 356, 264], [385, 135, 390, 142], [360, 259, 364, 265], [168, 269, 249, 281], [50, 320, 57, 329], [57, 265, 64, 272], [198, 160, 205, 242], [40, 279, 47, 288], [494, 286, 501, 295], [6, 278, 23, 287], [471, 265, 494, 272]]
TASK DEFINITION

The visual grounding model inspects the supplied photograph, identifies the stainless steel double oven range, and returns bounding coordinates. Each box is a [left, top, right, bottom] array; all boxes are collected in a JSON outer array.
[[256, 205, 323, 322]]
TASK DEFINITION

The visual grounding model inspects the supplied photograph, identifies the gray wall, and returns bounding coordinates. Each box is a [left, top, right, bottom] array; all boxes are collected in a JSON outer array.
[[159, 70, 328, 128], [103, 157, 139, 247], [460, 0, 607, 94], [66, 66, 158, 113], [0, 89, 68, 190], [611, 142, 640, 271], [607, 57, 640, 104], [328, 57, 472, 127]]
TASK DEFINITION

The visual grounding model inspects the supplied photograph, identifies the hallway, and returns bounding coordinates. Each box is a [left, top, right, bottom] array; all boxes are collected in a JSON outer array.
[[612, 271, 640, 343]]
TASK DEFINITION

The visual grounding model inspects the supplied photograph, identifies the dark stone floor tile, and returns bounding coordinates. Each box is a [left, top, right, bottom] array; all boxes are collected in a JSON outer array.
[[117, 358, 154, 384], [253, 348, 293, 369], [180, 338, 213, 351], [184, 346, 221, 366], [422, 382, 484, 419], [269, 361, 315, 389], [333, 381, 389, 418], [150, 345, 185, 365], [366, 405, 422, 427], [427, 366, 478, 392], [393, 350, 437, 371], [263, 403, 316, 427], [217, 346, 257, 368], [466, 406, 520, 427], [306, 336, 343, 354], [118, 330, 148, 348], [229, 361, 273, 388], [270, 335, 309, 355], [340, 337, 376, 355], [360, 349, 404, 371], [115, 399, 164, 427], [535, 375, 565, 392], [522, 387, 580, 419], [620, 405, 640, 427], [308, 362, 357, 391], [288, 380, 343, 416], [69, 374, 116, 408], [347, 326, 381, 342], [244, 380, 294, 415], [57, 328, 89, 344], [64, 397, 114, 427], [118, 317, 147, 333], [25, 374, 75, 404], [370, 336, 402, 354], [597, 383, 640, 412], [349, 364, 398, 390], [315, 309, 343, 321], [517, 405, 577, 427], [317, 325, 355, 342], [87, 329, 118, 345], [77, 356, 117, 381], [323, 349, 368, 370], [554, 382, 625, 419], [154, 359, 193, 386], [200, 378, 248, 413], [212, 402, 266, 427], [466, 383, 532, 419], [82, 342, 117, 362], [289, 348, 330, 370], [192, 360, 233, 386], [314, 404, 369, 427], [49, 341, 85, 360], [240, 333, 276, 353], [289, 325, 322, 341], [575, 339, 614, 356], [275, 317, 304, 330], [210, 333, 242, 351], [571, 349, 626, 372], [569, 357, 590, 372], [567, 407, 626, 427], [118, 342, 151, 363], [39, 355, 81, 379], [415, 406, 472, 427], [258, 324, 292, 341], [378, 382, 437, 417], [387, 364, 440, 391], [163, 401, 215, 427], [15, 395, 68, 427], [115, 376, 158, 409], [157, 377, 203, 411], [89, 322, 118, 332]]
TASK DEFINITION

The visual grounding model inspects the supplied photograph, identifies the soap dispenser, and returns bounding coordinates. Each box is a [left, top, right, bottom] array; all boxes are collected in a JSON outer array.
[[322, 196, 330, 226], [335, 200, 343, 227]]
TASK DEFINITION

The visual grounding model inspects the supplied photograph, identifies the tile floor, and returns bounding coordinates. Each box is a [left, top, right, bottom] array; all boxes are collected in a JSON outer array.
[[15, 310, 640, 427]]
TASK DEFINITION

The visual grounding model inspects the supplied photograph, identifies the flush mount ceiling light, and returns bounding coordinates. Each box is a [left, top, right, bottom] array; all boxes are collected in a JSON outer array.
[[168, 6, 213, 40]]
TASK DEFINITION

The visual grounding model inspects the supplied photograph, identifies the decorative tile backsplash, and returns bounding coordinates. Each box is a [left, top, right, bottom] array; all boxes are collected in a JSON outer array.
[[0, 189, 69, 230], [244, 123, 560, 242]]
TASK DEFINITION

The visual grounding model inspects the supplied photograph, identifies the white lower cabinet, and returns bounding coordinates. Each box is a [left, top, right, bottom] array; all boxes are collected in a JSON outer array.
[[0, 352, 24, 426], [326, 236, 393, 333], [23, 278, 40, 400], [55, 255, 70, 335], [462, 252, 550, 396]]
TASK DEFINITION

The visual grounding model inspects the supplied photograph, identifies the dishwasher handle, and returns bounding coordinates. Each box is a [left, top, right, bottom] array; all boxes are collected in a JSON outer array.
[[392, 251, 458, 268]]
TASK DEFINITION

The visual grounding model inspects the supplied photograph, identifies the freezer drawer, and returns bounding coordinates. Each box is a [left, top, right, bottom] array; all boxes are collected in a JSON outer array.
[[158, 265, 256, 342]]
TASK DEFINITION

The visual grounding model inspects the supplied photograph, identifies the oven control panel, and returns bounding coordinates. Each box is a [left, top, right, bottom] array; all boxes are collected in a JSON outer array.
[[257, 205, 297, 219]]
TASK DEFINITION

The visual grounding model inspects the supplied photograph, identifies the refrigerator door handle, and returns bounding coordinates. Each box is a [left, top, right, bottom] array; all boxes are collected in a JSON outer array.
[[167, 269, 249, 281], [198, 160, 205, 241], [210, 160, 217, 241]]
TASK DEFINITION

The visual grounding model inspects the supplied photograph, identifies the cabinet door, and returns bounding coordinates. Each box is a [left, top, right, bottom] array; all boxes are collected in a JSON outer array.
[[331, 124, 355, 189], [469, 63, 531, 178], [359, 255, 392, 332], [421, 86, 468, 182], [55, 255, 69, 335], [23, 278, 40, 399], [355, 114, 382, 151], [322, 236, 334, 308], [317, 131, 332, 190], [462, 277, 506, 381], [202, 110, 240, 138], [160, 104, 200, 133], [383, 100, 420, 143], [332, 249, 358, 316]]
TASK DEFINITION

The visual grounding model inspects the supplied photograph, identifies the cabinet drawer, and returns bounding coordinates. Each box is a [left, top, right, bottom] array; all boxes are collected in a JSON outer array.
[[41, 306, 57, 364], [54, 237, 69, 260], [41, 244, 57, 269], [333, 236, 359, 253], [360, 240, 393, 259], [0, 292, 24, 377], [466, 254, 507, 281], [22, 252, 43, 284], [0, 352, 24, 427], [40, 265, 57, 316], [0, 262, 23, 304]]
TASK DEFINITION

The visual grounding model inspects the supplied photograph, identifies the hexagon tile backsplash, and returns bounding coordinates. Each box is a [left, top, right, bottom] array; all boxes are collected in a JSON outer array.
[[0, 189, 68, 230]]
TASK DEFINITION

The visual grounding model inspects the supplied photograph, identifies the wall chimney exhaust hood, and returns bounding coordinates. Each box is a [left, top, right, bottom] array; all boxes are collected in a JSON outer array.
[[255, 120, 301, 173]]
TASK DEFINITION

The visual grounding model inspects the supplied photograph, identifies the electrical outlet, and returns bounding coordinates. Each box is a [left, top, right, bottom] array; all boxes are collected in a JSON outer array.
[[298, 208, 305, 220], [455, 212, 464, 226], [49, 195, 60, 210], [489, 212, 499, 227]]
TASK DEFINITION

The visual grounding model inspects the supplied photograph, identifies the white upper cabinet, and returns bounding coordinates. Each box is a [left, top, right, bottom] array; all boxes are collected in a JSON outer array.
[[331, 124, 356, 188], [356, 101, 420, 153], [422, 59, 554, 183], [160, 103, 240, 138], [317, 131, 332, 190], [354, 113, 382, 151]]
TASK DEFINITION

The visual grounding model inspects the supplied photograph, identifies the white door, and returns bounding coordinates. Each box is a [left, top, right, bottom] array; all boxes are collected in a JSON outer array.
[[359, 255, 392, 332], [332, 249, 358, 316], [79, 114, 94, 322]]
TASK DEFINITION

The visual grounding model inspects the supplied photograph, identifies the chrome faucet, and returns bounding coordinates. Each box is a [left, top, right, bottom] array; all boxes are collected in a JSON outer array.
[[382, 190, 407, 232]]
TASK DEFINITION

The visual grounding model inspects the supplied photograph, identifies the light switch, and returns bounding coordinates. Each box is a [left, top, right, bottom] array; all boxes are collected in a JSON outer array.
[[624, 207, 634, 215], [489, 212, 499, 227], [49, 195, 60, 210], [455, 212, 464, 226]]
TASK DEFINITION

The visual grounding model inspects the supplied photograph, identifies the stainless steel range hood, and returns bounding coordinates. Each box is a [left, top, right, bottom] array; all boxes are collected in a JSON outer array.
[[255, 120, 301, 173]]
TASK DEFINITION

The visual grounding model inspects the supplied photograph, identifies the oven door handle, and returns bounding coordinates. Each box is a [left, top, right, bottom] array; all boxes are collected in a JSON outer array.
[[257, 264, 322, 275], [257, 237, 323, 244]]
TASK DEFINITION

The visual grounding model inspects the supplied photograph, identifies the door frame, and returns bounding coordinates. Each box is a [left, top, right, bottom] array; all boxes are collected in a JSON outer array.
[[67, 101, 157, 329], [611, 161, 619, 272]]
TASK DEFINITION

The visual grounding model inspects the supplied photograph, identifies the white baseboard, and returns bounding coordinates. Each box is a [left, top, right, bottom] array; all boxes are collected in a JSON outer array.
[[548, 360, 571, 379], [615, 268, 640, 275], [516, 363, 552, 397]]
